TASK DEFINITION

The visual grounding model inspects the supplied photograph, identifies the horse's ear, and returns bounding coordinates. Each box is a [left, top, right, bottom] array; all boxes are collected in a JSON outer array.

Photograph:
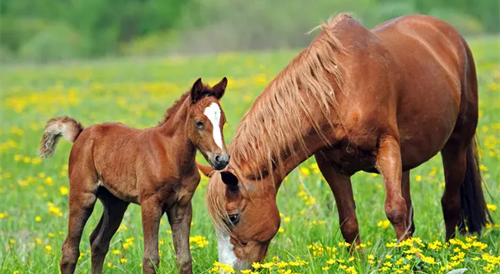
[[191, 78, 204, 103], [197, 162, 214, 177], [220, 170, 238, 187], [212, 77, 227, 99]]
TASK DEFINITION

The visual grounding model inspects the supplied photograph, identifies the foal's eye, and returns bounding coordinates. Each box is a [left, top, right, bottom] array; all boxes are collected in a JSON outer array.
[[228, 214, 240, 226], [195, 121, 204, 129]]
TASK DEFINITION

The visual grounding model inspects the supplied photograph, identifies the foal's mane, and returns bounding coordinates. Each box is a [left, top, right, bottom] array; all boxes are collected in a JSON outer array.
[[157, 83, 216, 126], [229, 14, 348, 178], [158, 92, 190, 126]]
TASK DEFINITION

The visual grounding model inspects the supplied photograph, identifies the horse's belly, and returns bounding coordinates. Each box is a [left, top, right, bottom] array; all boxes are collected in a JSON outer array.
[[397, 92, 459, 171]]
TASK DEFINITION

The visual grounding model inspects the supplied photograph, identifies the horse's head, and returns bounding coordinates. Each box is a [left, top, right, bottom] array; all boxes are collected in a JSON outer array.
[[202, 164, 280, 271], [188, 77, 229, 170]]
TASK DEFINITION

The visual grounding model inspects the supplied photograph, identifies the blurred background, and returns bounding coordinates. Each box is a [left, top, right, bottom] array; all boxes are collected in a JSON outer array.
[[1, 0, 498, 63]]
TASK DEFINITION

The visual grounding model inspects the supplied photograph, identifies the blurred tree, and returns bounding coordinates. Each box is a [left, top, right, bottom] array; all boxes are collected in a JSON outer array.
[[0, 0, 497, 62], [0, 0, 189, 57]]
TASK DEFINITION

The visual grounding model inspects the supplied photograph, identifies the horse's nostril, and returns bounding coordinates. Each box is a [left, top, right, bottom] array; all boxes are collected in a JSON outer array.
[[214, 155, 221, 162]]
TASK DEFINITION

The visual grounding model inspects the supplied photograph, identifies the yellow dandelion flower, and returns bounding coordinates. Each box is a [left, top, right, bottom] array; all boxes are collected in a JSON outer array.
[[300, 167, 310, 176], [420, 254, 435, 264], [377, 220, 391, 229], [486, 204, 497, 211], [60, 186, 69, 195]]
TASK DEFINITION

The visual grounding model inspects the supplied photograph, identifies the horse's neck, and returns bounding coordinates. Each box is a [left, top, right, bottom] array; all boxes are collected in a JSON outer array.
[[274, 133, 332, 187], [237, 127, 335, 189]]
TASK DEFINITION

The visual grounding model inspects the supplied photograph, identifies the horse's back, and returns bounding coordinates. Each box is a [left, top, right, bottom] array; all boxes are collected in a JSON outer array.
[[328, 15, 476, 171]]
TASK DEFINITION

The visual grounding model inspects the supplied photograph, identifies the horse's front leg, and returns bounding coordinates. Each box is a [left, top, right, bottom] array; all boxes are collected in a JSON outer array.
[[401, 171, 415, 237], [315, 152, 361, 245], [376, 135, 409, 241], [167, 201, 193, 274], [141, 197, 164, 274]]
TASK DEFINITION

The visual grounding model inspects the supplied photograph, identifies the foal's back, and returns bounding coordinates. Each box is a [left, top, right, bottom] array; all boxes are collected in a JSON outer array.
[[70, 122, 167, 203]]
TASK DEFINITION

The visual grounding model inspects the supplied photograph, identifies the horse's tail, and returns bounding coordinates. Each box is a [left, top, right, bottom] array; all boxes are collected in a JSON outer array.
[[460, 137, 493, 234], [39, 116, 84, 159]]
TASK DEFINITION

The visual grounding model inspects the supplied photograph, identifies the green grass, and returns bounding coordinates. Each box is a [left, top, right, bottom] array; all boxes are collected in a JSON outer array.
[[0, 36, 499, 274]]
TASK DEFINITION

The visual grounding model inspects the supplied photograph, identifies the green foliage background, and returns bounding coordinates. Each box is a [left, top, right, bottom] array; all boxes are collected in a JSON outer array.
[[0, 0, 498, 62]]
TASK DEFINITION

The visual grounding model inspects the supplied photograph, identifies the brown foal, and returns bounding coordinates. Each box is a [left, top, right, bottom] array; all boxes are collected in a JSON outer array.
[[201, 14, 492, 270], [39, 77, 230, 274]]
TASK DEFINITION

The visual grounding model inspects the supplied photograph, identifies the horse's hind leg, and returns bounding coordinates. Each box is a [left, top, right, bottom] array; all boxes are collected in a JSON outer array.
[[401, 171, 415, 236], [90, 188, 129, 274], [315, 152, 361, 245], [441, 138, 468, 240], [60, 171, 98, 274]]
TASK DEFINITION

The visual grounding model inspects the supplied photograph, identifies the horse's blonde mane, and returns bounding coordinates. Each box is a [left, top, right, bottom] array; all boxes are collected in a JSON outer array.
[[207, 13, 351, 234], [229, 14, 348, 178]]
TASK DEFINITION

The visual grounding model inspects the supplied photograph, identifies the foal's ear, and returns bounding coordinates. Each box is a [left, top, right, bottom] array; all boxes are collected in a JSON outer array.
[[221, 170, 239, 187], [197, 162, 214, 177], [212, 77, 227, 99], [191, 78, 205, 103]]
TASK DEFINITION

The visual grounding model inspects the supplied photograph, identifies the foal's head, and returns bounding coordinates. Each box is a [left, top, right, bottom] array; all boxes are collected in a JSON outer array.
[[188, 77, 230, 170]]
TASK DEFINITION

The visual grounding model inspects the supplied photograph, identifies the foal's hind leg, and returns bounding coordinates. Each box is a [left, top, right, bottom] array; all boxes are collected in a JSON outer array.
[[60, 173, 98, 274], [90, 188, 129, 274], [315, 152, 361, 245], [441, 139, 468, 240]]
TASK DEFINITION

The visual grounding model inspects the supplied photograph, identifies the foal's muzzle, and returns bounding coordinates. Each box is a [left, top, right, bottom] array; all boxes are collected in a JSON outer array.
[[210, 153, 230, 170]]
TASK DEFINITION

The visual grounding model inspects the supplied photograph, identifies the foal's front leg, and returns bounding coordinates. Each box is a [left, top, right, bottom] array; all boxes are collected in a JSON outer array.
[[141, 197, 164, 274], [167, 201, 193, 274]]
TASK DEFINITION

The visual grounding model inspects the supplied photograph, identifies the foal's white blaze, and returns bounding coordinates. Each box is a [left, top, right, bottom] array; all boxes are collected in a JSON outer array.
[[204, 102, 223, 149], [216, 231, 238, 271]]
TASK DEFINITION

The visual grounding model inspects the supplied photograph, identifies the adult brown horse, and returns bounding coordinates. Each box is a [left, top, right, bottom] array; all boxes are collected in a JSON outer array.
[[200, 14, 492, 270], [39, 78, 230, 274]]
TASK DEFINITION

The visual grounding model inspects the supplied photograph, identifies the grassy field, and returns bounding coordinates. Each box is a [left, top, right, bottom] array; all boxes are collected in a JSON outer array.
[[0, 37, 499, 274]]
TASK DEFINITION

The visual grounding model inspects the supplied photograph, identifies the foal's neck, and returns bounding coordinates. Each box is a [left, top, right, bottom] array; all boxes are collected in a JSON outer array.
[[156, 98, 196, 159]]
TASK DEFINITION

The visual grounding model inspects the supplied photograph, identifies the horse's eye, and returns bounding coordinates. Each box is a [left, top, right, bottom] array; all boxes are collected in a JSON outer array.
[[228, 214, 239, 225], [195, 121, 204, 129]]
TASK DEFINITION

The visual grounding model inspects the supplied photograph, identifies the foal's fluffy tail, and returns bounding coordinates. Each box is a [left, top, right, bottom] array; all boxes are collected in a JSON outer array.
[[39, 117, 83, 159], [459, 137, 493, 234]]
